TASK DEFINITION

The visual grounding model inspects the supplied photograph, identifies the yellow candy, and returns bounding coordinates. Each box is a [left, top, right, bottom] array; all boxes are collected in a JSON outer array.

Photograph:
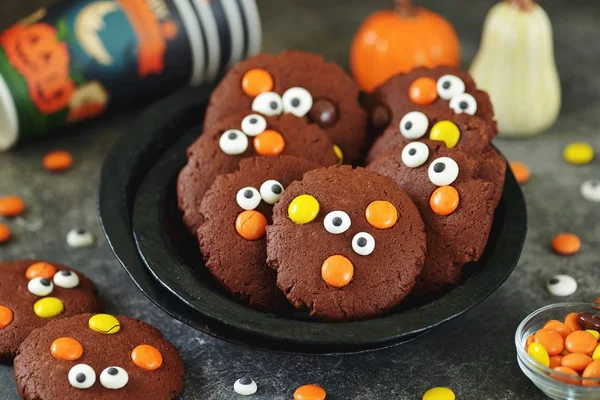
[[528, 342, 550, 367], [333, 144, 344, 165], [423, 387, 455, 400], [593, 344, 600, 361], [288, 194, 319, 225], [587, 330, 600, 340], [429, 121, 461, 149], [89, 314, 121, 334], [33, 297, 64, 318], [563, 142, 594, 165]]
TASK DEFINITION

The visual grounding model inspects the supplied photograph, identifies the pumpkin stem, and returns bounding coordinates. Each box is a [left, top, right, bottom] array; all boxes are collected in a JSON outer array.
[[394, 0, 415, 17], [509, 0, 535, 11]]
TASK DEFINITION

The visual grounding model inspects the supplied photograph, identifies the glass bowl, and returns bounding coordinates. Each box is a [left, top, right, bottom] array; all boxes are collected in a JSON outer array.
[[515, 303, 600, 400]]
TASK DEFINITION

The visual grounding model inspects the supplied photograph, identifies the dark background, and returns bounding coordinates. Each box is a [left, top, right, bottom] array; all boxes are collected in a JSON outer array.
[[1, 0, 600, 399]]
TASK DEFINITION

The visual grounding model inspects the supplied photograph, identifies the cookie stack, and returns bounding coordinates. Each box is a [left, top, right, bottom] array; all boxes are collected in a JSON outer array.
[[178, 51, 505, 322]]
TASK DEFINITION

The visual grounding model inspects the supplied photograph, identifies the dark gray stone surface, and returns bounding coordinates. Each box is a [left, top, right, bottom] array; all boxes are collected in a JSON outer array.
[[0, 0, 599, 399]]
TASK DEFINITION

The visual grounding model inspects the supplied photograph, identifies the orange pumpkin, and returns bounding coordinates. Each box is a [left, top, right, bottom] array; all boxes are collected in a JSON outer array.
[[350, 0, 460, 92], [29, 72, 75, 114]]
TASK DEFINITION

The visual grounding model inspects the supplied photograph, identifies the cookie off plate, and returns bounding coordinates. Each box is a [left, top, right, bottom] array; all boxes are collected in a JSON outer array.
[[99, 88, 527, 354]]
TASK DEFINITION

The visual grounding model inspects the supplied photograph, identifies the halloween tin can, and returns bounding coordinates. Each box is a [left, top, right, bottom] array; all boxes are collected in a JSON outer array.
[[0, 0, 261, 150]]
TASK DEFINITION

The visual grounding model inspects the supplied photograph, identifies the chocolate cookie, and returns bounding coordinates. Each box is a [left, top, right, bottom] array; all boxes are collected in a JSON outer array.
[[0, 260, 101, 361], [266, 166, 426, 321], [366, 113, 506, 206], [367, 143, 496, 295], [204, 50, 367, 163], [14, 314, 184, 400], [198, 156, 322, 311], [178, 111, 338, 234]]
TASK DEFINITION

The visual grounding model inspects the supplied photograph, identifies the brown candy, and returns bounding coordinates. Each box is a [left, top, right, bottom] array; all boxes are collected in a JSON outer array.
[[308, 99, 338, 128], [577, 312, 600, 331], [370, 104, 391, 129]]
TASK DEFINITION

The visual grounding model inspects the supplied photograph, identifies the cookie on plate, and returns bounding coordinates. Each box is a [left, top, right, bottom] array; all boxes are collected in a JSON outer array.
[[14, 314, 184, 400], [198, 156, 322, 311], [178, 111, 338, 234], [367, 143, 496, 295], [266, 166, 426, 321], [0, 260, 101, 362], [203, 50, 367, 164]]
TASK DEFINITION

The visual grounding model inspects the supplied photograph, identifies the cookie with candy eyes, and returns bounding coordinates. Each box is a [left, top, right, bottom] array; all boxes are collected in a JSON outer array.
[[14, 314, 184, 400], [0, 260, 101, 361], [367, 145, 496, 295], [198, 156, 322, 311], [178, 111, 338, 235], [203, 50, 367, 164], [266, 166, 426, 321]]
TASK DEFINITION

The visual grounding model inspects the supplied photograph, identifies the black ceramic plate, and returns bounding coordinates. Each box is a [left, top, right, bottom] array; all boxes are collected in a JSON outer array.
[[100, 88, 527, 354]]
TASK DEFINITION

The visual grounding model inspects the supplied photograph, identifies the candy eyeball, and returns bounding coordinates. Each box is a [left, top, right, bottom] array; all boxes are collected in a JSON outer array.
[[352, 232, 375, 256], [252, 92, 283, 116], [449, 93, 478, 115], [437, 75, 466, 100], [234, 377, 258, 396], [428, 157, 459, 186], [259, 180, 284, 204], [282, 87, 313, 117], [53, 270, 80, 289], [399, 111, 429, 139], [66, 229, 94, 248], [236, 187, 261, 210], [27, 276, 53, 296], [546, 275, 577, 297], [241, 114, 267, 137], [581, 180, 600, 202], [323, 210, 351, 234], [401, 142, 430, 168], [68, 364, 96, 389], [219, 129, 248, 155], [100, 366, 129, 390]]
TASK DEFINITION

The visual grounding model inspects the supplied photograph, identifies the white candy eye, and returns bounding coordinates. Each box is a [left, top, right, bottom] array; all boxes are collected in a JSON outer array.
[[352, 232, 375, 256], [100, 366, 129, 390], [259, 180, 284, 204], [401, 142, 430, 168], [236, 187, 261, 210], [428, 157, 459, 186], [27, 277, 53, 296], [546, 275, 578, 297], [53, 270, 80, 289], [234, 377, 258, 395], [68, 364, 96, 389], [219, 129, 248, 155], [252, 92, 283, 116], [399, 111, 429, 139], [323, 211, 351, 234], [66, 229, 94, 248], [581, 180, 600, 203], [241, 114, 267, 136], [282, 87, 313, 117], [450, 93, 477, 115], [437, 75, 466, 100]]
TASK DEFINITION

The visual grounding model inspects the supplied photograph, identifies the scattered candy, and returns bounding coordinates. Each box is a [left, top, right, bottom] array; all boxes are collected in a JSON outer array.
[[89, 314, 121, 334], [582, 360, 600, 387], [0, 195, 25, 217], [51, 337, 83, 361], [293, 384, 326, 400], [546, 275, 577, 297], [33, 297, 64, 318], [131, 344, 163, 371], [0, 223, 10, 244], [580, 180, 600, 203], [66, 229, 95, 248], [509, 161, 530, 184], [563, 142, 594, 165], [422, 387, 456, 400], [43, 150, 73, 172], [234, 377, 257, 396], [551, 233, 581, 255], [0, 305, 13, 329], [577, 312, 600, 331], [528, 342, 550, 367]]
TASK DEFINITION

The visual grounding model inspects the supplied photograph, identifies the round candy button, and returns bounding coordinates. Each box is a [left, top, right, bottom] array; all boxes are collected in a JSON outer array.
[[564, 142, 594, 165], [365, 200, 398, 229], [409, 77, 438, 105], [551, 233, 581, 255], [288, 195, 319, 224], [0, 305, 13, 329], [309, 99, 338, 128], [33, 297, 64, 318], [534, 329, 564, 356], [131, 344, 163, 371], [565, 331, 598, 354], [321, 255, 354, 288], [234, 377, 257, 396], [25, 262, 56, 280], [89, 314, 121, 334], [581, 180, 600, 202], [547, 275, 577, 297], [429, 121, 461, 149], [509, 161, 531, 184], [235, 211, 268, 240], [430, 186, 460, 216], [293, 384, 326, 400], [422, 387, 455, 400], [51, 337, 83, 361], [582, 360, 600, 387], [253, 130, 285, 156], [43, 150, 73, 172], [0, 223, 10, 244], [241, 68, 274, 98], [0, 195, 25, 217]]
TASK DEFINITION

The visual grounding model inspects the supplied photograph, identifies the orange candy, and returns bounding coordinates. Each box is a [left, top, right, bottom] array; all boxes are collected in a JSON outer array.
[[25, 262, 56, 280], [241, 68, 274, 98], [0, 195, 25, 217], [293, 384, 326, 400], [526, 335, 535, 350], [551, 233, 581, 255], [552, 366, 581, 385], [562, 353, 592, 372], [131, 344, 163, 371], [594, 296, 600, 309], [430, 186, 459, 216], [253, 130, 285, 156], [543, 320, 572, 339], [565, 331, 598, 354], [565, 312, 583, 332], [43, 150, 73, 172], [235, 211, 267, 240], [0, 305, 13, 329], [408, 77, 438, 105], [51, 337, 83, 361], [0, 223, 10, 244], [365, 200, 397, 229], [534, 329, 565, 356], [321, 255, 354, 288], [582, 360, 600, 387], [509, 161, 530, 184], [549, 355, 563, 369]]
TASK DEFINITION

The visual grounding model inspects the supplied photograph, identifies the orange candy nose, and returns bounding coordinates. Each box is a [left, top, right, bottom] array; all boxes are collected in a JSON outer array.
[[321, 255, 354, 288], [51, 337, 83, 361], [365, 200, 398, 229], [254, 130, 285, 156], [294, 384, 327, 400], [131, 344, 163, 371], [25, 261, 57, 280], [0, 305, 13, 329], [430, 186, 460, 216], [409, 77, 438, 105], [235, 211, 268, 240], [241, 68, 274, 98]]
